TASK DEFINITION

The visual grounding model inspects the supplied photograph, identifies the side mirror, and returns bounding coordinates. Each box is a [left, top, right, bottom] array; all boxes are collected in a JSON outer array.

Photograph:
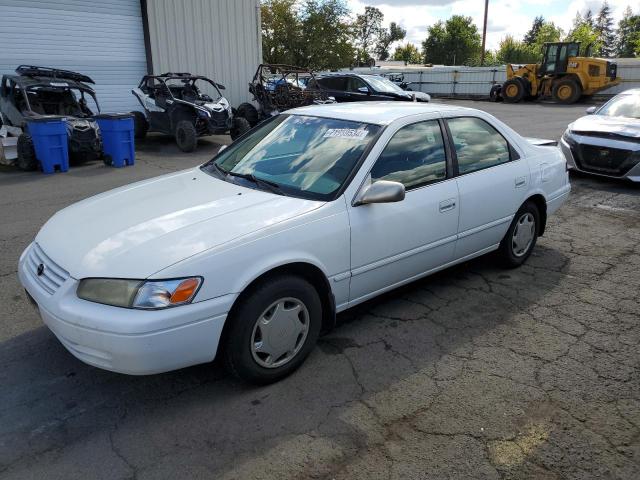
[[354, 180, 405, 206], [586, 106, 597, 115], [357, 86, 370, 94]]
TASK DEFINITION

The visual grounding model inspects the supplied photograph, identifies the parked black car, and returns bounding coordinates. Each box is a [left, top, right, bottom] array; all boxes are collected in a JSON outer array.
[[309, 73, 430, 103], [0, 65, 103, 170], [131, 72, 250, 152]]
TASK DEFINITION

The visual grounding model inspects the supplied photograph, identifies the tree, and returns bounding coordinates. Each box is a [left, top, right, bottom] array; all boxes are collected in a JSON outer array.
[[617, 7, 640, 57], [533, 22, 563, 54], [523, 16, 544, 45], [393, 43, 421, 64], [421, 15, 481, 66], [567, 20, 602, 56], [375, 22, 406, 61], [595, 1, 616, 57], [496, 35, 538, 64], [261, 0, 301, 65], [584, 9, 594, 27], [300, 0, 355, 70], [354, 6, 384, 63]]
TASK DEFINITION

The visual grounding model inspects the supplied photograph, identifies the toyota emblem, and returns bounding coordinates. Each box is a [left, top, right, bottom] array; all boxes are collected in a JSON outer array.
[[37, 263, 45, 276]]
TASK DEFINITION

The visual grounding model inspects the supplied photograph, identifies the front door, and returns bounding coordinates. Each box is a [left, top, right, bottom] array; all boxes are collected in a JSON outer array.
[[445, 116, 531, 259], [348, 119, 459, 304]]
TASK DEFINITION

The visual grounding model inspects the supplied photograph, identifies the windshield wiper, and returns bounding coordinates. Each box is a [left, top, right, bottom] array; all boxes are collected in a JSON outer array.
[[226, 171, 285, 195]]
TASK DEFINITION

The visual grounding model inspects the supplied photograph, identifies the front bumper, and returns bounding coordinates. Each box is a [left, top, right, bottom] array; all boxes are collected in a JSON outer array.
[[560, 134, 640, 182], [18, 243, 236, 375], [197, 110, 232, 135]]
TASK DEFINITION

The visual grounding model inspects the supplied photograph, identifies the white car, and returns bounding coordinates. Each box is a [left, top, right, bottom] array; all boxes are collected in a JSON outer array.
[[18, 102, 570, 384]]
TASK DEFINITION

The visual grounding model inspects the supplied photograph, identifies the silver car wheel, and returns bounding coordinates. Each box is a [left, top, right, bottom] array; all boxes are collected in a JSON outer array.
[[511, 212, 536, 257], [250, 297, 310, 369]]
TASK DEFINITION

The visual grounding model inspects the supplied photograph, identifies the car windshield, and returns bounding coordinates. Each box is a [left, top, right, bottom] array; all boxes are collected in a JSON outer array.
[[362, 75, 404, 93], [597, 93, 640, 119], [202, 115, 381, 201]]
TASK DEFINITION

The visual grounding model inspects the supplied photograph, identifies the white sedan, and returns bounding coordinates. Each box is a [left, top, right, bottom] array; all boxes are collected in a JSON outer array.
[[18, 102, 570, 384]]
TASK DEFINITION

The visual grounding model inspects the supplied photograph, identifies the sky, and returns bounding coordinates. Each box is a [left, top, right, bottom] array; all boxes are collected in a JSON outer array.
[[346, 0, 637, 51]]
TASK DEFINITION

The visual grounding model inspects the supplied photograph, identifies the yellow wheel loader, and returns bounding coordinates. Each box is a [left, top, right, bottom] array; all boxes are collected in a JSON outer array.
[[496, 42, 620, 104]]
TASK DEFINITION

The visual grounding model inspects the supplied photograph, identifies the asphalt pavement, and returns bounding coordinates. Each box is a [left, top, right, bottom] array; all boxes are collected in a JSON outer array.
[[0, 100, 638, 479]]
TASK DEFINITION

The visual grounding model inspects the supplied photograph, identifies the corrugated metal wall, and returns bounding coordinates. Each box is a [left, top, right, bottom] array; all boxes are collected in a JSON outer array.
[[145, 0, 262, 108], [0, 0, 148, 113]]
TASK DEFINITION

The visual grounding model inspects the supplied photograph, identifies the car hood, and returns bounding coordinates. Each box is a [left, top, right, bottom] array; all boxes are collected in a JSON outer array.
[[570, 114, 640, 139], [385, 90, 430, 102], [35, 168, 323, 279]]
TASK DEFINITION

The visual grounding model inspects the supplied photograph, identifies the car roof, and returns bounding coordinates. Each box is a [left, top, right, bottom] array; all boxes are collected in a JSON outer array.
[[287, 102, 476, 125], [2, 74, 94, 92], [316, 72, 377, 79]]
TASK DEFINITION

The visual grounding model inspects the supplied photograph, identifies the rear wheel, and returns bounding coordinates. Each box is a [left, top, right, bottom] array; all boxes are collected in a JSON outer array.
[[223, 275, 322, 384], [16, 134, 38, 171], [552, 79, 582, 104], [502, 78, 525, 103], [230, 117, 250, 140], [498, 201, 540, 268], [132, 111, 148, 140], [174, 120, 198, 152], [236, 102, 260, 127]]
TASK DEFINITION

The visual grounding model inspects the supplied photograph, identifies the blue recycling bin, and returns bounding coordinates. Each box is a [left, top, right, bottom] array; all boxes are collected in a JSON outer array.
[[95, 113, 135, 168], [26, 116, 69, 174]]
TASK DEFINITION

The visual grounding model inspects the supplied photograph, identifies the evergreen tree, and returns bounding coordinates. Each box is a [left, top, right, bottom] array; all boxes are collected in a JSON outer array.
[[616, 6, 640, 57], [595, 1, 616, 57], [584, 9, 594, 27], [523, 16, 544, 45]]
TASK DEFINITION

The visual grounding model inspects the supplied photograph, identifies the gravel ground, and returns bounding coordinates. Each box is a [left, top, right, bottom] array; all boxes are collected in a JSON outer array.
[[0, 100, 638, 479]]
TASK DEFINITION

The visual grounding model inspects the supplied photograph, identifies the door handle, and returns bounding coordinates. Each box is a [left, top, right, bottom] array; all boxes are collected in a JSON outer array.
[[515, 176, 527, 188], [439, 199, 456, 212]]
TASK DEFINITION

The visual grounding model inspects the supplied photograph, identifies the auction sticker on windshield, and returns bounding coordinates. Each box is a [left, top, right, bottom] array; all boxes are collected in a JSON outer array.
[[323, 128, 369, 139]]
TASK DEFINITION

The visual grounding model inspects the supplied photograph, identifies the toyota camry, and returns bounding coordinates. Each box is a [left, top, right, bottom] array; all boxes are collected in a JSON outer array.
[[19, 102, 570, 384]]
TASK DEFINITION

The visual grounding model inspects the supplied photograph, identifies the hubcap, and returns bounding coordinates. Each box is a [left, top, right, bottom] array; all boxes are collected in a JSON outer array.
[[511, 213, 536, 257], [250, 297, 310, 369], [558, 85, 572, 100], [505, 84, 518, 97]]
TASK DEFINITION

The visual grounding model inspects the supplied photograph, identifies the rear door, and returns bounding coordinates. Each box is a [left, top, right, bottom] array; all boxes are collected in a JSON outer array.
[[445, 116, 530, 260], [317, 77, 349, 102]]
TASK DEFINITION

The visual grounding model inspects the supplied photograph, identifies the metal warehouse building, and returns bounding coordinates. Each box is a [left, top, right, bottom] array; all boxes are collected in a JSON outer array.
[[0, 0, 262, 112]]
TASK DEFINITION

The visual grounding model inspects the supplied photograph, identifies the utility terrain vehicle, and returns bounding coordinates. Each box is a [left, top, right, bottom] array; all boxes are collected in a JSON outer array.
[[0, 65, 103, 170], [234, 64, 334, 127], [132, 72, 249, 152]]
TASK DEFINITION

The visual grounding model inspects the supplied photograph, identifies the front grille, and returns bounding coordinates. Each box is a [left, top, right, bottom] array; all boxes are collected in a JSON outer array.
[[26, 243, 69, 295], [69, 128, 101, 153], [209, 110, 231, 128], [571, 144, 636, 176]]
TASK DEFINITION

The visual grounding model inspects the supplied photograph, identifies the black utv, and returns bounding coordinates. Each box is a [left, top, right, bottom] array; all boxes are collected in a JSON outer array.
[[131, 72, 250, 152], [234, 64, 335, 127], [0, 66, 103, 170]]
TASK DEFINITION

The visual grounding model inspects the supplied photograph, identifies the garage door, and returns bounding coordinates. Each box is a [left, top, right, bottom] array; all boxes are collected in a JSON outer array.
[[0, 0, 147, 113]]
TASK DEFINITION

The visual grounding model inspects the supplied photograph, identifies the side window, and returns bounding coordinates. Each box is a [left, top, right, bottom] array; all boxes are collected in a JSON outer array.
[[447, 117, 511, 175], [371, 120, 447, 190], [347, 77, 367, 92], [319, 77, 347, 91]]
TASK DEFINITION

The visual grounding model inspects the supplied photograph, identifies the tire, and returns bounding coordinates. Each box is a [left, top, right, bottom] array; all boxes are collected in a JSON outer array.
[[174, 120, 198, 152], [132, 111, 148, 140], [230, 116, 251, 140], [236, 102, 260, 127], [502, 78, 525, 103], [489, 84, 503, 102], [223, 274, 323, 384], [552, 78, 582, 104], [497, 201, 540, 268], [16, 134, 38, 171]]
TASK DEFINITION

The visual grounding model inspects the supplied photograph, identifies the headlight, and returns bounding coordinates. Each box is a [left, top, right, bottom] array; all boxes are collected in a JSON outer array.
[[562, 130, 574, 143], [197, 109, 210, 118], [77, 277, 202, 309]]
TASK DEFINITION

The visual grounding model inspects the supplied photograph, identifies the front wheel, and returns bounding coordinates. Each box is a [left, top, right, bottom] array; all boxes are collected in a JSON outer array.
[[132, 111, 148, 140], [223, 275, 322, 384], [230, 117, 250, 140], [16, 134, 38, 171], [174, 120, 198, 152], [497, 201, 540, 268]]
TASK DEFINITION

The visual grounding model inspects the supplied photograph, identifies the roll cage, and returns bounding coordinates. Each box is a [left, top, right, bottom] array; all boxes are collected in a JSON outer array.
[[137, 73, 225, 106]]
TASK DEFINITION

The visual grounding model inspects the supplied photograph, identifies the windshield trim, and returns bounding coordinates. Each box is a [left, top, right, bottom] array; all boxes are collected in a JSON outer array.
[[201, 114, 386, 202]]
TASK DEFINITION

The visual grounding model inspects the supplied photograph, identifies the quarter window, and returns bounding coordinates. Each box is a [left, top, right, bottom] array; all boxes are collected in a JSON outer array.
[[447, 117, 511, 175], [371, 120, 447, 189]]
